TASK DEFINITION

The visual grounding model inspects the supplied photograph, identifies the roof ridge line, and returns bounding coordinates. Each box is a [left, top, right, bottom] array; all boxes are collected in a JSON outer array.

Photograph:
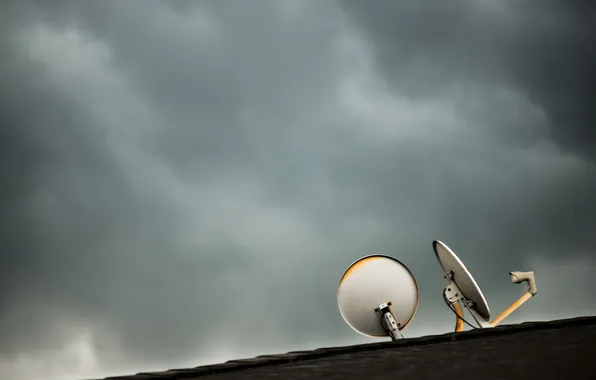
[[95, 315, 596, 380]]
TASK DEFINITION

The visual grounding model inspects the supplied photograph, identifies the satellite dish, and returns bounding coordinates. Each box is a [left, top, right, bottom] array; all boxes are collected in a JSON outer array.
[[433, 240, 539, 331], [433, 240, 490, 322], [337, 255, 418, 341]]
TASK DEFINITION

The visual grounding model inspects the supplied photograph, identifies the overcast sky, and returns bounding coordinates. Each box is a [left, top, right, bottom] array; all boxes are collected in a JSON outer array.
[[1, 1, 595, 379]]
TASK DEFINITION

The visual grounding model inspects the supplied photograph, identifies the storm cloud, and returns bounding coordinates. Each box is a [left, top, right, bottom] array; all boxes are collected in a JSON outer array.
[[0, 1, 595, 379]]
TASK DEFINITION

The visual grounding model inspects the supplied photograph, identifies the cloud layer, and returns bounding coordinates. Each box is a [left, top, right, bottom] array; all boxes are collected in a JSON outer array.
[[1, 1, 595, 379]]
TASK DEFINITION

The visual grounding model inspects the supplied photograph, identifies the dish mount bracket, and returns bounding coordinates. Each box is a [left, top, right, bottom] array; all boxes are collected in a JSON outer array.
[[375, 302, 404, 340], [443, 271, 492, 329]]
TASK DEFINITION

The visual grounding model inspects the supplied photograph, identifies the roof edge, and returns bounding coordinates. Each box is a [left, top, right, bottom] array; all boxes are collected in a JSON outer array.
[[96, 315, 596, 380]]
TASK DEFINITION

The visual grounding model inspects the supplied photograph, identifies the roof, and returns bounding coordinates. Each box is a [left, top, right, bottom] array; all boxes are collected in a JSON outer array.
[[96, 315, 596, 380]]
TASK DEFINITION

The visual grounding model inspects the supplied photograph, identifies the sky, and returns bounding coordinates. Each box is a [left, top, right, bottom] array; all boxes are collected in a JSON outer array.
[[1, 1, 595, 379]]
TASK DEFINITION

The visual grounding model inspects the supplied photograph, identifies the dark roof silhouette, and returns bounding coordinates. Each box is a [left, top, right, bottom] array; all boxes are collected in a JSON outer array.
[[96, 315, 596, 380]]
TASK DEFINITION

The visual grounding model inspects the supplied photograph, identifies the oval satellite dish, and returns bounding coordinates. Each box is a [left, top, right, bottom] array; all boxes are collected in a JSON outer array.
[[337, 255, 418, 340], [433, 240, 539, 331], [433, 240, 490, 322]]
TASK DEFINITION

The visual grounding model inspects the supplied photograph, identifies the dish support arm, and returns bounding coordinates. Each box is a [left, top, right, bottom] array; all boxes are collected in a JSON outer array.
[[490, 271, 537, 327], [453, 301, 465, 332]]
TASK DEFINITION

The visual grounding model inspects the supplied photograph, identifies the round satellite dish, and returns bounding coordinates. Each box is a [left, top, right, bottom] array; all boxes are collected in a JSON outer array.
[[433, 240, 490, 322], [337, 255, 419, 338]]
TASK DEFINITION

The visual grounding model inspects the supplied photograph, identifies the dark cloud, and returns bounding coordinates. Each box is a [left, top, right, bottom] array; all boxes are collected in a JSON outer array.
[[0, 1, 595, 379], [340, 0, 596, 158]]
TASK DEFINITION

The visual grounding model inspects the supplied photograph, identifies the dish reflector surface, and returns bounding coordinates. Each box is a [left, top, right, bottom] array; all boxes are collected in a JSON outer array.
[[337, 255, 418, 337], [433, 240, 490, 321]]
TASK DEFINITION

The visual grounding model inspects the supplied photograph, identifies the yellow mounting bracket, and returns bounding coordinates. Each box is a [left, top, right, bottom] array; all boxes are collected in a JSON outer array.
[[489, 271, 537, 327], [453, 301, 465, 332]]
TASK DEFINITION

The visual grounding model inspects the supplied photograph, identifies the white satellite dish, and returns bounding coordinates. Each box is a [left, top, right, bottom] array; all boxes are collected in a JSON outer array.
[[433, 240, 538, 332], [337, 255, 419, 341]]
